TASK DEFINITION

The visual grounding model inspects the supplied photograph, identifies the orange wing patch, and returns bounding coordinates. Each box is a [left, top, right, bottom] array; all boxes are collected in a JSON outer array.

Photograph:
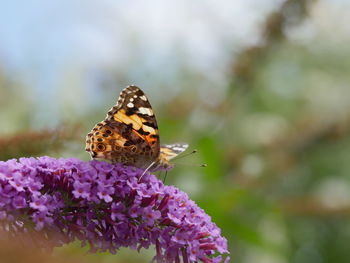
[[114, 109, 143, 130]]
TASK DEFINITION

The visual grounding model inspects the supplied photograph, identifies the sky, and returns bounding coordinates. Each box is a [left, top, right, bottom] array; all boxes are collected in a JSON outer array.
[[0, 0, 347, 127]]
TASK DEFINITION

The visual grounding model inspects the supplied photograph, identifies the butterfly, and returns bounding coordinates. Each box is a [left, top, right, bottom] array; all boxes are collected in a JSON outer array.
[[85, 85, 188, 171]]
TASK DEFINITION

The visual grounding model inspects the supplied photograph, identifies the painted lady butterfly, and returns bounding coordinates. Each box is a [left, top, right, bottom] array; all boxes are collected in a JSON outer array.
[[85, 85, 188, 171]]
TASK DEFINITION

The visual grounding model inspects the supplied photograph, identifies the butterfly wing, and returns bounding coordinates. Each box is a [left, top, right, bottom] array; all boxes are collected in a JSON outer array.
[[85, 86, 160, 168], [159, 143, 189, 161], [152, 143, 189, 170]]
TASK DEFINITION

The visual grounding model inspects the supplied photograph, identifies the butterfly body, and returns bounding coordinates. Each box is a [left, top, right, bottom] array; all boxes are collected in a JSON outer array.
[[85, 86, 188, 171]]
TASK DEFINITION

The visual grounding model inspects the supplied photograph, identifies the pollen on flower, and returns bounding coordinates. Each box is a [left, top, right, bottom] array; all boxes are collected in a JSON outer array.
[[0, 157, 230, 263]]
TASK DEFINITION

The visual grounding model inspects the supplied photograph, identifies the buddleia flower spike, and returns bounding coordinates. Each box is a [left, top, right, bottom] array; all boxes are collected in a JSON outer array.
[[0, 157, 230, 262]]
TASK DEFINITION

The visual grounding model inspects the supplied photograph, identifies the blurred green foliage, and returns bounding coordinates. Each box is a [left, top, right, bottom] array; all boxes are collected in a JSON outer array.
[[1, 0, 350, 262]]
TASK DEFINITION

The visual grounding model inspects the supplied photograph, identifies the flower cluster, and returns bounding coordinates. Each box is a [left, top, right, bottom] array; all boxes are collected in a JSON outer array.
[[0, 157, 229, 262]]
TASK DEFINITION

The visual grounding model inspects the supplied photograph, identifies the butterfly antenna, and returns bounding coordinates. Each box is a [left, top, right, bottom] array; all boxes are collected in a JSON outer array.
[[138, 161, 155, 182], [172, 149, 207, 168], [172, 149, 198, 161], [174, 162, 207, 168]]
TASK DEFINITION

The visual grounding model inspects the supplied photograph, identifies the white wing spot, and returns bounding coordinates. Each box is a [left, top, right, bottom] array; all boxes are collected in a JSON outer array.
[[133, 95, 138, 99], [173, 147, 186, 152], [127, 102, 134, 108], [140, 95, 147, 101], [138, 107, 153, 116], [130, 98, 134, 102]]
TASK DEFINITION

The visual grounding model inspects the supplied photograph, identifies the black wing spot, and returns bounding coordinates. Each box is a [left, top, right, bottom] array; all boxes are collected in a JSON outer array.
[[136, 90, 144, 96], [126, 107, 137, 116], [137, 128, 150, 136], [137, 113, 153, 118], [122, 124, 133, 138], [124, 140, 135, 146], [97, 143, 106, 151], [143, 121, 157, 129]]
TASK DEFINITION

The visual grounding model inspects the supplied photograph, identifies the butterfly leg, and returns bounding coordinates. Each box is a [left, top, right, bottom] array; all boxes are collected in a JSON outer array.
[[163, 170, 168, 184], [138, 161, 155, 182]]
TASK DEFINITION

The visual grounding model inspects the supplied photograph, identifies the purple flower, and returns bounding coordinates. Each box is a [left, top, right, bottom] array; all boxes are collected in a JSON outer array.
[[72, 181, 91, 200], [111, 202, 126, 221], [30, 194, 50, 212], [12, 195, 27, 209], [144, 207, 161, 226], [0, 157, 230, 262], [32, 211, 54, 231], [97, 183, 114, 203], [8, 172, 26, 192]]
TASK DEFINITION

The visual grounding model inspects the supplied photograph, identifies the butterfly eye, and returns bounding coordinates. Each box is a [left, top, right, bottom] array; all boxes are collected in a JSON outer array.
[[96, 143, 106, 151]]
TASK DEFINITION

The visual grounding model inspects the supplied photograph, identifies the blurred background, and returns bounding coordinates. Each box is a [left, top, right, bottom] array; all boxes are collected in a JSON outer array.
[[0, 0, 349, 262]]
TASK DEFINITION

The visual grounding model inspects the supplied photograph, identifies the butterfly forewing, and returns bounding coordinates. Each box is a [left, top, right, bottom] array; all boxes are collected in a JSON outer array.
[[107, 85, 160, 156], [86, 86, 160, 168]]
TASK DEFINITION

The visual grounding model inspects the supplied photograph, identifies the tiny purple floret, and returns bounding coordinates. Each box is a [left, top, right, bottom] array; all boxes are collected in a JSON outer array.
[[0, 157, 230, 262]]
